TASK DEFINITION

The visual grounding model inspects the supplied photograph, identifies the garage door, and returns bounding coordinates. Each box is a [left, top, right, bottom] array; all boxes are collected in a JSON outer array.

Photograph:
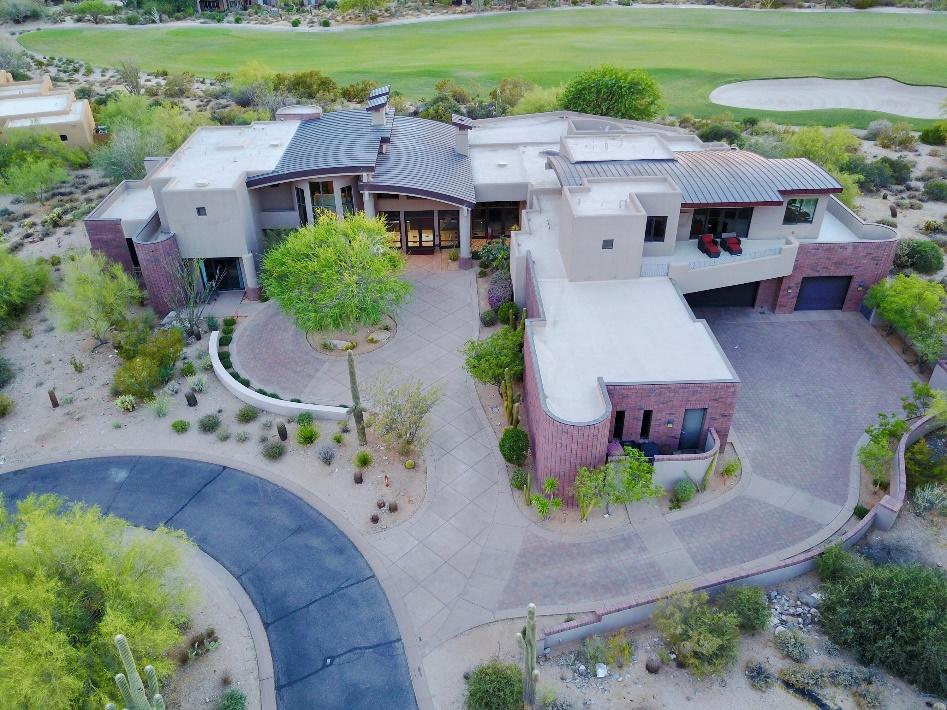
[[685, 281, 759, 308], [795, 276, 851, 311]]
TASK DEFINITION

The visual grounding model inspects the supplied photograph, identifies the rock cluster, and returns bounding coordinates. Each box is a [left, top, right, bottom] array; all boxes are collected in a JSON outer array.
[[768, 589, 821, 633]]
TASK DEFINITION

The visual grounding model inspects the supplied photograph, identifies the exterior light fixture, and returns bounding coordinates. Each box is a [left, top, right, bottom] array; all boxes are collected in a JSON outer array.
[[857, 281, 866, 292], [666, 418, 674, 429]]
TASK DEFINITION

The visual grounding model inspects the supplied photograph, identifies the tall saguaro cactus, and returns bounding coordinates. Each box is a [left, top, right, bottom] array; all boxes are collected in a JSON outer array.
[[348, 351, 367, 446], [516, 603, 540, 710], [500, 367, 521, 428], [105, 634, 165, 710]]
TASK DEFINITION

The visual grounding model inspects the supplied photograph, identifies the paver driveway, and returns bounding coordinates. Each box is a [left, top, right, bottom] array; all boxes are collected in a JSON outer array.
[[0, 456, 417, 710]]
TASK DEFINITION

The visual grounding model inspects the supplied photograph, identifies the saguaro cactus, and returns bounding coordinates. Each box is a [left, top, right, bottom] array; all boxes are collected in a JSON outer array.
[[105, 634, 165, 710], [348, 351, 367, 446], [516, 603, 540, 710], [500, 368, 521, 428]]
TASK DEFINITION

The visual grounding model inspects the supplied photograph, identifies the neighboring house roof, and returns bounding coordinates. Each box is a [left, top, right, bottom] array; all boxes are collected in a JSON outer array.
[[245, 108, 394, 187], [547, 149, 841, 207], [361, 116, 476, 208]]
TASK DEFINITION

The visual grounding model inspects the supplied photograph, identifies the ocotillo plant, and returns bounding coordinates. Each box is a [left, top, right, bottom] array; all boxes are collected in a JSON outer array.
[[516, 603, 540, 710], [348, 351, 367, 446], [500, 368, 521, 428], [105, 634, 166, 710]]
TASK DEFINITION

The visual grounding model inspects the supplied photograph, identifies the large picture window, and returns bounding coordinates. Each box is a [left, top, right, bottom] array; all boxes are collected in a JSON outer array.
[[783, 198, 818, 225], [644, 216, 667, 243]]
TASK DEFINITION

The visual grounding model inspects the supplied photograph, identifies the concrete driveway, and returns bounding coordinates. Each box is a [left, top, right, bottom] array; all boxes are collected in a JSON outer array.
[[0, 456, 417, 710]]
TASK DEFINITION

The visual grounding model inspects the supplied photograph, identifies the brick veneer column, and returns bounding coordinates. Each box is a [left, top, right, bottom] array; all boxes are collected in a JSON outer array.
[[754, 278, 781, 312], [774, 240, 896, 314], [84, 218, 136, 274], [134, 233, 181, 316]]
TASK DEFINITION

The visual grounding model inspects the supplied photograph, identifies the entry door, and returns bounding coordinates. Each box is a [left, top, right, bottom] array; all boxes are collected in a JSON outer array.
[[796, 276, 852, 311], [200, 258, 244, 291], [405, 211, 436, 254], [678, 408, 706, 451]]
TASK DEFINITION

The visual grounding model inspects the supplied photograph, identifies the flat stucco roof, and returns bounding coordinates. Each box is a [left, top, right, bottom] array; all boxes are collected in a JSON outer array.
[[5, 99, 87, 128], [0, 92, 70, 119], [99, 184, 157, 221]]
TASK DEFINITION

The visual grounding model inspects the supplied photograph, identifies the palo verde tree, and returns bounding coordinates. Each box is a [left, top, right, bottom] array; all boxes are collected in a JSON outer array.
[[574, 447, 664, 519], [559, 65, 662, 121], [866, 274, 947, 367], [50, 251, 141, 349], [261, 212, 412, 333]]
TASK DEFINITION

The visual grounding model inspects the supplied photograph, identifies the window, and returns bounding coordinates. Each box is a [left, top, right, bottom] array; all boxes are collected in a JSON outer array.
[[690, 207, 753, 239], [613, 410, 625, 439], [783, 198, 818, 225], [602, 239, 614, 250], [196, 207, 207, 216], [640, 410, 653, 439], [644, 216, 667, 242], [59, 134, 68, 142]]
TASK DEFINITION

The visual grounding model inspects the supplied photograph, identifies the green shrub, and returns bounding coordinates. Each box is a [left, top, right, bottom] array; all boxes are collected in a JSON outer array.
[[218, 335, 232, 347], [217, 688, 247, 710], [745, 659, 775, 691], [817, 547, 947, 695], [296, 411, 314, 426], [332, 431, 344, 445], [171, 419, 190, 434], [222, 324, 235, 336], [904, 437, 947, 489], [717, 585, 769, 632], [698, 123, 743, 145], [559, 65, 662, 121], [0, 393, 12, 418], [817, 545, 872, 583], [652, 590, 740, 678], [671, 478, 697, 507], [236, 404, 259, 423], [894, 238, 944, 274], [496, 301, 519, 326], [924, 179, 947, 202], [499, 427, 529, 465], [180, 360, 196, 377], [774, 627, 809, 662], [578, 635, 607, 667], [509, 468, 528, 490], [262, 441, 285, 460], [464, 659, 522, 710], [919, 122, 947, 146], [0, 251, 49, 331], [320, 18, 330, 26], [853, 503, 870, 519], [778, 664, 825, 692], [206, 315, 219, 331], [0, 354, 13, 389], [223, 316, 237, 327], [290, 17, 300, 26], [151, 393, 171, 418], [720, 459, 741, 477], [115, 394, 137, 412], [198, 413, 221, 433], [354, 449, 374, 469], [296, 422, 319, 445], [479, 309, 498, 327]]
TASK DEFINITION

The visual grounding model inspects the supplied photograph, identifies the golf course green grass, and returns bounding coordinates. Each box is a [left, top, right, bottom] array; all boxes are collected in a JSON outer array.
[[19, 7, 947, 126]]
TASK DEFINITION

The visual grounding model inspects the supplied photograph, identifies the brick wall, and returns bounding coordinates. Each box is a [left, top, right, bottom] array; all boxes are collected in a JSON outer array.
[[84, 219, 136, 274], [754, 277, 780, 311], [774, 240, 896, 314], [606, 382, 739, 455], [135, 234, 181, 316]]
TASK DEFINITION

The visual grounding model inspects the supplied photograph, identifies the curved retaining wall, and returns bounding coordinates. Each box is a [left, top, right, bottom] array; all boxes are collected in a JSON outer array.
[[210, 331, 349, 420], [539, 415, 917, 651]]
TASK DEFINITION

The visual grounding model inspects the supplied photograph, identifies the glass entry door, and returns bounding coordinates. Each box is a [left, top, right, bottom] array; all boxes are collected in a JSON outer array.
[[200, 257, 244, 291], [380, 210, 402, 250], [438, 210, 460, 248], [405, 211, 436, 254]]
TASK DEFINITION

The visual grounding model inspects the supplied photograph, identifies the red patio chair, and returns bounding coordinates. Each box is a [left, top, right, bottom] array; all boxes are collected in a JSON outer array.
[[720, 232, 743, 255], [697, 233, 721, 258]]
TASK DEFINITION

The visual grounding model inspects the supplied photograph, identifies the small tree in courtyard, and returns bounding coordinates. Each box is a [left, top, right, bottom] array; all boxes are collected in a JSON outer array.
[[51, 252, 140, 349], [559, 65, 662, 121], [370, 376, 441, 456], [261, 212, 412, 332], [574, 447, 663, 519]]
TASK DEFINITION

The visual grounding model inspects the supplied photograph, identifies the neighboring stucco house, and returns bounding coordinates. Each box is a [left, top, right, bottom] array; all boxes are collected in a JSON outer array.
[[0, 72, 95, 148], [83, 89, 897, 497]]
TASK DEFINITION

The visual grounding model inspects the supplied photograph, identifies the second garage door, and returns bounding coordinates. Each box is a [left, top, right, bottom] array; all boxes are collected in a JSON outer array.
[[795, 276, 852, 311], [685, 281, 759, 308]]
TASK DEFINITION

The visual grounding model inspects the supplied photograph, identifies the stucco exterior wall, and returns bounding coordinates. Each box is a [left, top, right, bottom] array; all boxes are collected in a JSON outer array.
[[637, 191, 682, 259], [747, 195, 828, 241], [159, 186, 259, 259], [773, 239, 896, 313], [134, 233, 181, 316], [559, 187, 646, 281]]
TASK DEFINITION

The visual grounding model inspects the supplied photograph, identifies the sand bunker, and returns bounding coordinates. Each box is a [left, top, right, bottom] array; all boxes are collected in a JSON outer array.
[[710, 78, 947, 119]]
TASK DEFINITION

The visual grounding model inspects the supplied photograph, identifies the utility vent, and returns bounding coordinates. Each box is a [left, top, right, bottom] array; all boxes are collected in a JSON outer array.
[[497, 161, 509, 168], [275, 105, 323, 121], [195, 179, 209, 187]]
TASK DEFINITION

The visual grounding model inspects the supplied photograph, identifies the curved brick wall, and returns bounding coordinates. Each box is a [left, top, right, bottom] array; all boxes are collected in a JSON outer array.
[[134, 233, 181, 316]]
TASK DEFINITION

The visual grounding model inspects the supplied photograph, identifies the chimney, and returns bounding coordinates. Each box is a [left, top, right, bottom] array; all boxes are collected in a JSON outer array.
[[451, 114, 474, 156], [366, 85, 391, 127]]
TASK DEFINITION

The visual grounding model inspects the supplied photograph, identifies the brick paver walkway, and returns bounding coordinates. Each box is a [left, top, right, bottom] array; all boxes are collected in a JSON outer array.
[[233, 267, 916, 656]]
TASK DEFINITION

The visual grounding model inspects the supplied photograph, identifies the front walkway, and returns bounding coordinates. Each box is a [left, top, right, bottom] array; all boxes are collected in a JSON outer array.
[[230, 265, 916, 660]]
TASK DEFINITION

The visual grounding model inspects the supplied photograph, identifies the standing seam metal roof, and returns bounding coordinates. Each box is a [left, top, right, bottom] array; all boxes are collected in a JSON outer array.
[[547, 149, 841, 206]]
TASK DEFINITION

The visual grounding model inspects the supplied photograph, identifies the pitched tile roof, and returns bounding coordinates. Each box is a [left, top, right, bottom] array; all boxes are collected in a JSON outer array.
[[547, 149, 841, 207]]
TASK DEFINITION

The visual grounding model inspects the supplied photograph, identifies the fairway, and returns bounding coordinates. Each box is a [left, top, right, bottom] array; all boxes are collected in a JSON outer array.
[[19, 7, 947, 126]]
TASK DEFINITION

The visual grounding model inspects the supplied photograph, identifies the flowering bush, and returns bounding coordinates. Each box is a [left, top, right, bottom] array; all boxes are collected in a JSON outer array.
[[487, 274, 514, 309]]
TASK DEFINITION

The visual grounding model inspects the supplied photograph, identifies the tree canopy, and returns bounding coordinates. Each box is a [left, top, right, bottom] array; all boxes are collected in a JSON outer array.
[[866, 274, 947, 365], [0, 494, 192, 710], [260, 212, 412, 332], [574, 447, 664, 519], [559, 65, 662, 121]]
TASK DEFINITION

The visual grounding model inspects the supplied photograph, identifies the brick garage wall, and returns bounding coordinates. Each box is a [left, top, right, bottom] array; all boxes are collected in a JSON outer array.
[[774, 240, 896, 314], [606, 382, 740, 455], [522, 333, 610, 506], [754, 277, 780, 311], [84, 219, 136, 274], [135, 234, 181, 316]]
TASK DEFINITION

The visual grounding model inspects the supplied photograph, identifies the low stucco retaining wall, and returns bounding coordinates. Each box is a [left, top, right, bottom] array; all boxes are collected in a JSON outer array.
[[209, 331, 349, 420], [539, 415, 916, 651]]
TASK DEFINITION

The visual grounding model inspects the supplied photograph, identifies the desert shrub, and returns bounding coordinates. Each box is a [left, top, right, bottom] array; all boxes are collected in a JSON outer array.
[[0, 251, 49, 331], [236, 404, 259, 423], [745, 659, 775, 691], [604, 630, 634, 668], [370, 377, 440, 455], [509, 468, 528, 490], [113, 328, 185, 398], [0, 0, 44, 22], [905, 437, 947, 489], [778, 664, 826, 692], [774, 627, 809, 662], [717, 585, 769, 632], [720, 459, 741, 477], [463, 326, 524, 385], [578, 635, 607, 667], [817, 546, 947, 695], [234, 431, 250, 443], [877, 217, 897, 227], [151, 393, 170, 418], [894, 238, 944, 274], [262, 441, 285, 460], [924, 179, 947, 202], [187, 375, 206, 393], [340, 79, 379, 102], [180, 360, 196, 377], [354, 449, 374, 469], [559, 65, 661, 121], [0, 393, 12, 418], [0, 354, 13, 389], [171, 419, 190, 434], [197, 354, 212, 371], [317, 444, 336, 465], [863, 119, 892, 141], [0, 494, 192, 709], [217, 688, 247, 710], [817, 545, 871, 583], [698, 123, 743, 145], [464, 659, 521, 710], [877, 122, 917, 150], [499, 427, 529, 465], [479, 308, 498, 327], [919, 122, 947, 146], [332, 431, 344, 445], [671, 478, 697, 508], [115, 394, 136, 412], [496, 300, 519, 326], [296, 422, 319, 445], [198, 413, 221, 433], [911, 482, 947, 514], [487, 273, 514, 310], [296, 411, 313, 426], [652, 590, 740, 678]]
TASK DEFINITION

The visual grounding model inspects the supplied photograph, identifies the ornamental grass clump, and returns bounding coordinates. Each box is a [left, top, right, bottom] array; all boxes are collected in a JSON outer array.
[[296, 422, 319, 445], [198, 413, 221, 433], [171, 419, 190, 434], [354, 449, 374, 469], [236, 404, 259, 423], [262, 441, 285, 460]]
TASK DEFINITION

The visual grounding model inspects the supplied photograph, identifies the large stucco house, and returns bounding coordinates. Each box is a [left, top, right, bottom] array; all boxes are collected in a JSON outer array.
[[83, 87, 896, 498], [0, 72, 95, 148]]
